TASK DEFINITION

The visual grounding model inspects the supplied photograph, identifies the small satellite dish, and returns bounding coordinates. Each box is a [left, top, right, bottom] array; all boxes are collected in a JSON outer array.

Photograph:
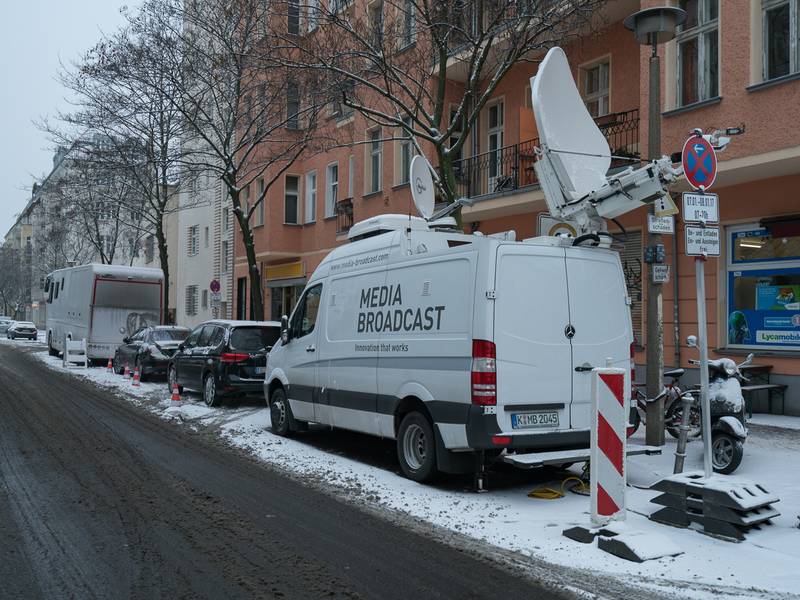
[[531, 47, 610, 199], [410, 155, 435, 220]]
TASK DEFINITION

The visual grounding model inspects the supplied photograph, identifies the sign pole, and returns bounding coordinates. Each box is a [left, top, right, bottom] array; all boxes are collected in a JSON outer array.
[[694, 252, 713, 478]]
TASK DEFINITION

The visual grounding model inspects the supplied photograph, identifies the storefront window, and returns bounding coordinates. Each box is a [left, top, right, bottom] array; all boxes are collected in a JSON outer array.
[[270, 284, 305, 321], [727, 224, 800, 349]]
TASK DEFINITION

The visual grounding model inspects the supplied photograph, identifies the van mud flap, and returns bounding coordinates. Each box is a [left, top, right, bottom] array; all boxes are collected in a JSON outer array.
[[502, 445, 662, 469]]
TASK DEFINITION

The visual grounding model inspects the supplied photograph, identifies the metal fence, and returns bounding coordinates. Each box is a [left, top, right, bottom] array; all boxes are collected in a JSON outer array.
[[452, 108, 640, 200]]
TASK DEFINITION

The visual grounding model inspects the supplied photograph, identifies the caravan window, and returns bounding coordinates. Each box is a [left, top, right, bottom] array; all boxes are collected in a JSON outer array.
[[54, 281, 60, 300]]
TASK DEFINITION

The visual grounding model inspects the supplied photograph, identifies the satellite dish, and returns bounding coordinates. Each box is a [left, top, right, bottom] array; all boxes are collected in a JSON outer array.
[[410, 155, 435, 220], [531, 47, 610, 199]]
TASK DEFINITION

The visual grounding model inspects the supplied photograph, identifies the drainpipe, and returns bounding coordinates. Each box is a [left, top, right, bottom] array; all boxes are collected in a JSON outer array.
[[673, 225, 681, 367]]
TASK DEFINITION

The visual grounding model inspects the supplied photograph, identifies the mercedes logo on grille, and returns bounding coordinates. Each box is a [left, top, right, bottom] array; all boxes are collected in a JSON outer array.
[[564, 324, 576, 339]]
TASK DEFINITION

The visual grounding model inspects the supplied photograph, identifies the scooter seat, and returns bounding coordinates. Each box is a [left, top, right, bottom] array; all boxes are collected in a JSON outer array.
[[664, 368, 685, 378]]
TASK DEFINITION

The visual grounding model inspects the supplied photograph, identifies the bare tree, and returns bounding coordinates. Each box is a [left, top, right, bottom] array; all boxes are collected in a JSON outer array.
[[273, 0, 602, 212], [0, 246, 28, 317], [139, 0, 323, 320]]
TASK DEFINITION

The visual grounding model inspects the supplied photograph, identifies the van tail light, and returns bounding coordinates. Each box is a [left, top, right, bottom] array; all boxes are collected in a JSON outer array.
[[471, 339, 496, 406], [220, 353, 249, 363]]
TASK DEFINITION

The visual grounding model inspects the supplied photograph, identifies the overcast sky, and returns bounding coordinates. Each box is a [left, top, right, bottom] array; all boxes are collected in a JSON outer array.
[[0, 1, 131, 238]]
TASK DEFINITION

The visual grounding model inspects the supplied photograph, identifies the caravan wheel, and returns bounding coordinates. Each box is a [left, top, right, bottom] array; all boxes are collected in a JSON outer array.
[[48, 334, 59, 357]]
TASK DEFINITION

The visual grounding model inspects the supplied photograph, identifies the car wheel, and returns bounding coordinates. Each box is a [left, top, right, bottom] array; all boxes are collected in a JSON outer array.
[[712, 432, 744, 475], [113, 353, 124, 375], [203, 373, 221, 407], [397, 412, 438, 482], [168, 365, 183, 394], [269, 387, 295, 436], [48, 334, 59, 357]]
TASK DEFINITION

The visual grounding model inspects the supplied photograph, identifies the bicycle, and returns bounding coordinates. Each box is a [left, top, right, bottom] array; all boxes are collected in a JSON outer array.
[[630, 368, 701, 439]]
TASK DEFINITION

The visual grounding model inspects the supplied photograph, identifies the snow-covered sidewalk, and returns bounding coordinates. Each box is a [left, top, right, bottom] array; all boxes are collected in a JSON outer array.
[[27, 346, 800, 600]]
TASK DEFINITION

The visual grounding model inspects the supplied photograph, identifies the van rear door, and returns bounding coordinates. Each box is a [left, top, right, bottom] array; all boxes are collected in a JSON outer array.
[[565, 247, 632, 430], [494, 244, 572, 433]]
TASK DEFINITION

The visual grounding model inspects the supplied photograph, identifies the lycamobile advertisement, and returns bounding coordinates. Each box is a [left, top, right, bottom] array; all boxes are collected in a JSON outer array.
[[729, 269, 800, 347]]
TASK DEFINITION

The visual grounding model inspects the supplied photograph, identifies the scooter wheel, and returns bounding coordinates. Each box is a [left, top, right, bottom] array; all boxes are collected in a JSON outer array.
[[712, 432, 744, 475]]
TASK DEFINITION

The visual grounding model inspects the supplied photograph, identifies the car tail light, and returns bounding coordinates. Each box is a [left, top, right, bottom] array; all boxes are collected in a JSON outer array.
[[471, 339, 496, 406], [220, 353, 249, 363]]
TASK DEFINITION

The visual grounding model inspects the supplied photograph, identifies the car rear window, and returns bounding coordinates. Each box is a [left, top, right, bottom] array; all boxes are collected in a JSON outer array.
[[152, 329, 189, 341], [229, 327, 280, 352]]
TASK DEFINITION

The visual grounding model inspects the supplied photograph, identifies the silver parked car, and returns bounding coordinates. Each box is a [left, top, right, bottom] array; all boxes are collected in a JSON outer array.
[[7, 321, 38, 340], [0, 318, 12, 334]]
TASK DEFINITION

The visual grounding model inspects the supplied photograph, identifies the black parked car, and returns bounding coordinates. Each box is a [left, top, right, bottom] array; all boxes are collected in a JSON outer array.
[[113, 326, 190, 381], [167, 320, 281, 406]]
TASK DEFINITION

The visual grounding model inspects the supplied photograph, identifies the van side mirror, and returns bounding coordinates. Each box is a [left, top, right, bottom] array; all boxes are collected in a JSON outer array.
[[122, 336, 131, 344], [281, 315, 290, 344]]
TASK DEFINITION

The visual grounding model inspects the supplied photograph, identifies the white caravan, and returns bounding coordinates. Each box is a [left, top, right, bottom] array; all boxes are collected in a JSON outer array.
[[266, 46, 688, 483], [45, 264, 164, 361]]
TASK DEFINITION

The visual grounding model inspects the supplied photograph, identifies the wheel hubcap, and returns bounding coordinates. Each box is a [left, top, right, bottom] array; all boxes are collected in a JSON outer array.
[[402, 423, 426, 470], [272, 400, 286, 428], [205, 378, 215, 404], [713, 437, 733, 468]]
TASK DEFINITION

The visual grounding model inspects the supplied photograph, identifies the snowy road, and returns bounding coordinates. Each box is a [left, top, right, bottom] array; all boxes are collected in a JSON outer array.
[[0, 344, 573, 599]]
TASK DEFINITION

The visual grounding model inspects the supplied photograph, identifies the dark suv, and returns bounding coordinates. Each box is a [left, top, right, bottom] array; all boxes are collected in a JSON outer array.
[[167, 320, 281, 406]]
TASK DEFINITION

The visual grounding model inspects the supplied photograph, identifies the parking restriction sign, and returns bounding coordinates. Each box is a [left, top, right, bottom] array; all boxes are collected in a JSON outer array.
[[682, 135, 717, 190]]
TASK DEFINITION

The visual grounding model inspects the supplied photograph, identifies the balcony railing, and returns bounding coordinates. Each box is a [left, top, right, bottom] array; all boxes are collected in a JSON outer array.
[[336, 197, 354, 234], [452, 108, 640, 200]]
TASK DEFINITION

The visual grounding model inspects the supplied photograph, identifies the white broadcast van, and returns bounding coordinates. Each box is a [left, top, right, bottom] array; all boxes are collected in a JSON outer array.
[[45, 264, 164, 362], [266, 47, 682, 483]]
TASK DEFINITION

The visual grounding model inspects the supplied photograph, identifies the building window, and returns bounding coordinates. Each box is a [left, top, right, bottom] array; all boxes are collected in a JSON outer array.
[[486, 100, 504, 191], [223, 207, 230, 232], [288, 0, 300, 34], [145, 235, 155, 263], [185, 285, 198, 316], [397, 117, 413, 185], [581, 60, 610, 117], [763, 0, 800, 80], [727, 223, 800, 349], [242, 184, 250, 218], [256, 179, 265, 226], [285, 175, 300, 224], [326, 163, 338, 218], [307, 0, 319, 31], [202, 289, 208, 310], [204, 226, 210, 248], [221, 240, 229, 273], [305, 171, 317, 223], [449, 107, 464, 165], [187, 225, 199, 256], [401, 0, 416, 47], [287, 81, 300, 129], [370, 0, 384, 46], [367, 128, 382, 194], [676, 0, 719, 107]]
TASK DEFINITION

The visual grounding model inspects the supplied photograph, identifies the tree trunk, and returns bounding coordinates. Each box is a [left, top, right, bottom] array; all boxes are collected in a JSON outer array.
[[240, 217, 263, 321], [155, 214, 171, 324]]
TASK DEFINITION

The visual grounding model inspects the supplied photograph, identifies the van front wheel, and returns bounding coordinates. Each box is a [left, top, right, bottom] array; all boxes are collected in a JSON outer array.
[[270, 387, 295, 436], [397, 412, 438, 482]]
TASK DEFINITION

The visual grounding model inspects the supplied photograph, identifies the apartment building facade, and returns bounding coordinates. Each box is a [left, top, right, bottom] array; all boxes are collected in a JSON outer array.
[[233, 0, 800, 414]]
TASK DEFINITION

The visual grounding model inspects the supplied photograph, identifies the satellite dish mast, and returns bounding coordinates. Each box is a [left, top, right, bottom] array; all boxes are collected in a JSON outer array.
[[410, 155, 435, 220], [531, 47, 682, 245]]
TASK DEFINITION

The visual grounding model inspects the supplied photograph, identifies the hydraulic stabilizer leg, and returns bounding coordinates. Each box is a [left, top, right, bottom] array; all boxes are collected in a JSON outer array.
[[473, 450, 488, 493]]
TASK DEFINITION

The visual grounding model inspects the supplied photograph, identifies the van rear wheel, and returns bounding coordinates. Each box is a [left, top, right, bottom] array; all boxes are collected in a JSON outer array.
[[397, 412, 438, 482], [48, 334, 59, 357]]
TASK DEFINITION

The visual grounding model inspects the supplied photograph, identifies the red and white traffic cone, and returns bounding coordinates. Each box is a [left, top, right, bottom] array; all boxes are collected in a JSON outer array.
[[106, 358, 113, 373], [170, 383, 181, 403], [123, 363, 130, 378], [132, 366, 141, 387]]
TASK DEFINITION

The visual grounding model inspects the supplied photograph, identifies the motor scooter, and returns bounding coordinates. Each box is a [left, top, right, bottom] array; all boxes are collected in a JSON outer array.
[[687, 335, 753, 474]]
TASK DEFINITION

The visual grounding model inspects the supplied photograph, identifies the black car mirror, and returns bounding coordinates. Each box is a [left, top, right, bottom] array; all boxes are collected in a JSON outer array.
[[178, 343, 185, 352], [281, 315, 290, 344], [122, 336, 130, 344]]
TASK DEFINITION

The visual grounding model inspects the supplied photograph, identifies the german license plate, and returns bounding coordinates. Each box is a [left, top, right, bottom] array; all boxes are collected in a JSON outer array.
[[254, 366, 266, 374], [511, 411, 559, 429]]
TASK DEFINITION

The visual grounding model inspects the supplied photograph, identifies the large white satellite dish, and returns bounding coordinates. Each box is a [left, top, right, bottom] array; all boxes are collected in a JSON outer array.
[[531, 47, 610, 199], [410, 154, 435, 219]]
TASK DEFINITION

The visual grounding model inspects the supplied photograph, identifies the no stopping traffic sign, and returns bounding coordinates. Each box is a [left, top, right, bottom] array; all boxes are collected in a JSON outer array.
[[682, 136, 717, 190]]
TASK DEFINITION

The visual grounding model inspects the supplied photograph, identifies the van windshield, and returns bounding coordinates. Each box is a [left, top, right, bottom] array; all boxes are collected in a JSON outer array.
[[230, 327, 280, 352]]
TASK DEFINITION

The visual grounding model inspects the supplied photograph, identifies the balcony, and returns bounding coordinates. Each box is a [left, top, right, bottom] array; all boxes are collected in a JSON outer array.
[[452, 109, 640, 201], [336, 197, 354, 234]]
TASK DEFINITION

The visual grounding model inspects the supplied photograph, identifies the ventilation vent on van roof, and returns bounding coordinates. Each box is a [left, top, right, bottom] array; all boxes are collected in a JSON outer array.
[[422, 281, 431, 296], [347, 214, 430, 241]]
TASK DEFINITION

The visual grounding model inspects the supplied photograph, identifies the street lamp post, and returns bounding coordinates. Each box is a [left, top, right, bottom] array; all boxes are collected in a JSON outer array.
[[624, 6, 686, 447]]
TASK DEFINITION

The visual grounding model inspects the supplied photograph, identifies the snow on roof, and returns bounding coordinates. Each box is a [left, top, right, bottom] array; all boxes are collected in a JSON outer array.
[[206, 319, 281, 327], [50, 264, 164, 281]]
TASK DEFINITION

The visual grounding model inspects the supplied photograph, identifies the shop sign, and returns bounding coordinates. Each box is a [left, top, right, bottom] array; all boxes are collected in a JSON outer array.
[[682, 192, 718, 224], [648, 215, 675, 234], [685, 225, 720, 257], [652, 265, 670, 283]]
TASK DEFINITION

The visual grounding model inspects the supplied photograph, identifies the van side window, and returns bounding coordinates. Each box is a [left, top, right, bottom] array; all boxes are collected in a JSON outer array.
[[291, 284, 322, 339], [47, 280, 54, 303], [54, 281, 60, 300]]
